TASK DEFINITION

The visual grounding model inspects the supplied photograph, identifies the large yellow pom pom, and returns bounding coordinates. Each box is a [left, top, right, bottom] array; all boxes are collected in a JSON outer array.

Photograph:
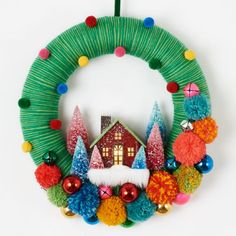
[[78, 56, 89, 67], [97, 196, 126, 226], [184, 50, 196, 61], [22, 141, 32, 152]]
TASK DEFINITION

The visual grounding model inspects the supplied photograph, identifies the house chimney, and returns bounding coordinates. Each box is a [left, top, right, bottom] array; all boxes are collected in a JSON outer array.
[[101, 116, 111, 133]]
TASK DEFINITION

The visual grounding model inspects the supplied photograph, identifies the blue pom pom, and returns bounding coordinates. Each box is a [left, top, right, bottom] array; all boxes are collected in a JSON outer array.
[[184, 94, 211, 120], [68, 182, 100, 218], [126, 192, 156, 222], [57, 83, 68, 95], [143, 17, 155, 28], [83, 215, 99, 225]]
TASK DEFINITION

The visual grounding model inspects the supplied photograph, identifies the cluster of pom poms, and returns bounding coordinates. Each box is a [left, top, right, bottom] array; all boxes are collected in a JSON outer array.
[[146, 171, 179, 204], [35, 163, 61, 189], [97, 196, 126, 226], [174, 166, 202, 194], [67, 182, 100, 218], [173, 132, 206, 166], [193, 117, 218, 144]]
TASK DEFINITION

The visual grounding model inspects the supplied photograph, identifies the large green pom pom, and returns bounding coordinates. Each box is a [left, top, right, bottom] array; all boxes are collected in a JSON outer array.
[[47, 183, 68, 207]]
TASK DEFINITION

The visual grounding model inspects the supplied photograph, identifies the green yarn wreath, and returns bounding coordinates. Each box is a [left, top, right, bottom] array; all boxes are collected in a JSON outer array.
[[19, 16, 209, 176]]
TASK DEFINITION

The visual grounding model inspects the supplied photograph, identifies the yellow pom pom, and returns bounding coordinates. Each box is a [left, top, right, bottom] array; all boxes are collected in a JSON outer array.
[[22, 141, 32, 152], [78, 56, 89, 67], [97, 196, 126, 226], [184, 50, 196, 61]]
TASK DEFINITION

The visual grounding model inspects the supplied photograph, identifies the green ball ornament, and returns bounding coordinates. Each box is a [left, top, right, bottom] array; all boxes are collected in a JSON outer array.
[[121, 219, 135, 228], [47, 183, 68, 207], [42, 151, 58, 165]]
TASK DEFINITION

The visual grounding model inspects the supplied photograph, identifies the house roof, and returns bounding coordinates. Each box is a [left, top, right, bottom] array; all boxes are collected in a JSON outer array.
[[90, 119, 146, 148]]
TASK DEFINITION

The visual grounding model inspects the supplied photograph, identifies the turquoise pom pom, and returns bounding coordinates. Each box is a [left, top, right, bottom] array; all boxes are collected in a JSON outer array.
[[126, 192, 156, 222], [184, 94, 211, 120]]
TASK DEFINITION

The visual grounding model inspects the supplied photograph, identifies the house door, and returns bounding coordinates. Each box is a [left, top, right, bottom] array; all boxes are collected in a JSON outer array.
[[113, 145, 123, 165]]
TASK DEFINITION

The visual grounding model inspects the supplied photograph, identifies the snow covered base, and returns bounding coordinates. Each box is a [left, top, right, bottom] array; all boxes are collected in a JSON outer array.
[[87, 165, 150, 188]]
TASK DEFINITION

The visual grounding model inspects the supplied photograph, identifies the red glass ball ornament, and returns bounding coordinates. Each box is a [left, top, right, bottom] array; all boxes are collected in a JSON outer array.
[[119, 183, 139, 203], [85, 16, 97, 28], [62, 175, 82, 194], [167, 82, 179, 93]]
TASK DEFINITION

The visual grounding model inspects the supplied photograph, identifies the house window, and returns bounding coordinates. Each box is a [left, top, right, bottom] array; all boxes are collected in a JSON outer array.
[[113, 145, 123, 165], [114, 132, 122, 140], [102, 147, 109, 157], [127, 147, 135, 157]]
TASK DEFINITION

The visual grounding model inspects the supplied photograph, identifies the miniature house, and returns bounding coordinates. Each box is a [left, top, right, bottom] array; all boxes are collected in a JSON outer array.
[[90, 117, 146, 168]]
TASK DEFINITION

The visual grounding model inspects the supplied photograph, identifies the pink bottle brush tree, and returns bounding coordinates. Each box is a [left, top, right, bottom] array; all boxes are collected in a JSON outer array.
[[67, 106, 89, 155], [146, 123, 165, 170]]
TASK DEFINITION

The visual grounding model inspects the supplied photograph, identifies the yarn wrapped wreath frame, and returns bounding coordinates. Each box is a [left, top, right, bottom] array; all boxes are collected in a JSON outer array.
[[19, 6, 218, 227]]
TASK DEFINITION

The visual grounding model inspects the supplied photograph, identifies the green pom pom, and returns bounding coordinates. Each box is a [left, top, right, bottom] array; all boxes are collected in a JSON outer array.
[[149, 58, 162, 70], [18, 98, 30, 108], [47, 183, 68, 207]]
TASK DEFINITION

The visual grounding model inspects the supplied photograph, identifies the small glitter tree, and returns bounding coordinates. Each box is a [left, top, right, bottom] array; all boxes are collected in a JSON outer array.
[[70, 136, 89, 181], [89, 145, 104, 169], [146, 124, 164, 170], [132, 146, 147, 169], [67, 106, 89, 155], [146, 102, 167, 145]]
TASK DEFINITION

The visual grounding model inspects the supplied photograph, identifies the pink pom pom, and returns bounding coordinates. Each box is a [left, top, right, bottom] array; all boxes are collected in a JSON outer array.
[[114, 46, 126, 57], [39, 48, 50, 60], [183, 83, 200, 98], [174, 193, 190, 205]]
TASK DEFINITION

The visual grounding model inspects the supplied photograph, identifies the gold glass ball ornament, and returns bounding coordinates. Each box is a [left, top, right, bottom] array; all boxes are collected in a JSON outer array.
[[156, 203, 172, 215], [60, 207, 77, 218]]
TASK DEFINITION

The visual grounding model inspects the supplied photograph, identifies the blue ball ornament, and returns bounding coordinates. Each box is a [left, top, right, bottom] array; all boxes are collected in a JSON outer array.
[[195, 155, 214, 174], [143, 17, 155, 28], [83, 215, 99, 225], [57, 83, 68, 95], [165, 157, 180, 173], [184, 94, 211, 120]]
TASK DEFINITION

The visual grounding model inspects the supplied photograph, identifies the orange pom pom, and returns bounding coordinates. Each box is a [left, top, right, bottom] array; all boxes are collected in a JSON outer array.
[[173, 132, 206, 166], [193, 117, 218, 144], [97, 196, 126, 226], [146, 171, 179, 204]]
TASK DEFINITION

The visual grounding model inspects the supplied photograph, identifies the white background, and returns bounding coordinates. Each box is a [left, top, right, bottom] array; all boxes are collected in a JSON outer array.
[[0, 0, 236, 235]]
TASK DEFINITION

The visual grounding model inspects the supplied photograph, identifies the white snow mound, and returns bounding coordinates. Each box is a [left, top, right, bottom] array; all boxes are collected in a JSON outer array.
[[87, 165, 150, 188]]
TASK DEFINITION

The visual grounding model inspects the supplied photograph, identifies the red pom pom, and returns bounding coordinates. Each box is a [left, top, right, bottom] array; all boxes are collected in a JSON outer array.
[[50, 119, 62, 130], [85, 16, 97, 28], [173, 132, 206, 166], [35, 163, 62, 189], [166, 82, 179, 93]]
